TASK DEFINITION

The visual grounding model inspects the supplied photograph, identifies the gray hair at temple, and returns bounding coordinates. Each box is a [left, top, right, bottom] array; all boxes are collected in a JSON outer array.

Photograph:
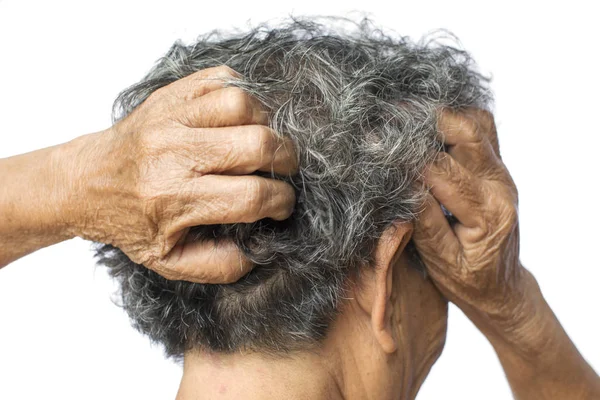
[[94, 16, 492, 358]]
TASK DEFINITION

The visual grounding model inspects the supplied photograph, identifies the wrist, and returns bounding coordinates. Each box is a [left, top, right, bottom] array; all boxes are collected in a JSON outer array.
[[453, 267, 558, 367], [58, 128, 120, 242], [464, 267, 567, 363], [464, 267, 600, 398]]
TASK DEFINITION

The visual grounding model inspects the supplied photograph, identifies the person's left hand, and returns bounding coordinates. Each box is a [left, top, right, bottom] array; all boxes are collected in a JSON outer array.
[[412, 108, 525, 331]]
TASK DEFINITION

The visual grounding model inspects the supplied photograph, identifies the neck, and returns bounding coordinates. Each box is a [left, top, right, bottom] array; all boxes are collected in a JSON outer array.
[[175, 254, 448, 400], [177, 347, 343, 400], [176, 301, 417, 400]]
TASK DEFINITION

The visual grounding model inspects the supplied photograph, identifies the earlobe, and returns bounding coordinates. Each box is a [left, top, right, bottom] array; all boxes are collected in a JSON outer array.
[[371, 267, 398, 353], [367, 222, 413, 354]]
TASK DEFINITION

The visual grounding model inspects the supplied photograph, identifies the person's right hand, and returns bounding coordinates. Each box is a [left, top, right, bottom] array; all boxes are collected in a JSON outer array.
[[64, 65, 297, 284]]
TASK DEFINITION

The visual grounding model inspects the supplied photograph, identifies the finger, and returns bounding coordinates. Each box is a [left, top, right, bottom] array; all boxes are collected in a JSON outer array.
[[178, 86, 268, 128], [413, 192, 461, 268], [437, 107, 500, 157], [425, 152, 487, 229], [447, 139, 508, 181], [173, 125, 298, 176], [167, 65, 242, 100], [162, 239, 254, 284], [169, 175, 296, 232]]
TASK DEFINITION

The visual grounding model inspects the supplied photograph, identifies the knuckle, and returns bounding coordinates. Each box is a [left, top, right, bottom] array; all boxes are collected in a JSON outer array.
[[431, 153, 452, 176], [146, 87, 164, 104], [416, 215, 437, 236], [243, 178, 268, 219], [502, 203, 519, 226], [415, 208, 443, 241], [496, 177, 519, 205], [444, 158, 464, 186], [134, 123, 176, 155], [145, 85, 179, 109], [247, 126, 275, 163], [417, 220, 440, 242], [492, 196, 519, 229], [415, 217, 435, 235], [463, 117, 483, 142], [213, 65, 239, 78], [225, 87, 254, 122], [276, 184, 295, 219], [476, 109, 495, 132]]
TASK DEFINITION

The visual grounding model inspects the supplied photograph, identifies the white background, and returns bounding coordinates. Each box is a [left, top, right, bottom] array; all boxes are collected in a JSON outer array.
[[0, 1, 598, 399]]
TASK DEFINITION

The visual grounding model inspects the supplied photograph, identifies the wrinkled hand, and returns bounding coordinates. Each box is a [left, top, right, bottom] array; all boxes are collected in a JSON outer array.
[[69, 66, 297, 283], [414, 108, 600, 400], [413, 108, 525, 323]]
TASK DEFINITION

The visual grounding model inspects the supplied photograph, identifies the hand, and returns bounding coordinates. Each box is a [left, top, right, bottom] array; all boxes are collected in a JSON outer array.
[[413, 108, 600, 399], [65, 66, 297, 284], [413, 107, 524, 328]]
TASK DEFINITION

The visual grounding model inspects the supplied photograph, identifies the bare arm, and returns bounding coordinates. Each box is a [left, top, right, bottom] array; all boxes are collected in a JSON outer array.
[[413, 108, 600, 399], [0, 141, 76, 267], [476, 269, 600, 399], [0, 65, 297, 283]]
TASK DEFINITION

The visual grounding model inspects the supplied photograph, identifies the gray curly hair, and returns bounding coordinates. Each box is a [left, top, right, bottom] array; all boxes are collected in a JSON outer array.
[[94, 16, 491, 358]]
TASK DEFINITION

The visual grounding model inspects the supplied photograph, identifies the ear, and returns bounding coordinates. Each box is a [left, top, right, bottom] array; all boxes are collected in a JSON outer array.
[[355, 221, 413, 354]]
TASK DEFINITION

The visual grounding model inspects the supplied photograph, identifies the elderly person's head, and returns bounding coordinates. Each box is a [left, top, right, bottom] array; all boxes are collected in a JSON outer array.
[[96, 17, 490, 399]]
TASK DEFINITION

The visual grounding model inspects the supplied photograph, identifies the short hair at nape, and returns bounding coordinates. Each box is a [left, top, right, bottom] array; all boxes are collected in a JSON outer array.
[[94, 16, 491, 358]]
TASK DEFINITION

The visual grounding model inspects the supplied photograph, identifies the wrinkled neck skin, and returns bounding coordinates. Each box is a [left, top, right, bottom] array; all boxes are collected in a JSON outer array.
[[176, 254, 448, 400]]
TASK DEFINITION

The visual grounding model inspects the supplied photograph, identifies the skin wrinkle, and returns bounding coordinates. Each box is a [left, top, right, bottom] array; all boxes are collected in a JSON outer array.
[[94, 17, 491, 358]]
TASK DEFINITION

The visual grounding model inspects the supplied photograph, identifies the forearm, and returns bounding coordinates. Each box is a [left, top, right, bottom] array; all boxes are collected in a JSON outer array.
[[0, 133, 99, 267], [467, 268, 600, 399]]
